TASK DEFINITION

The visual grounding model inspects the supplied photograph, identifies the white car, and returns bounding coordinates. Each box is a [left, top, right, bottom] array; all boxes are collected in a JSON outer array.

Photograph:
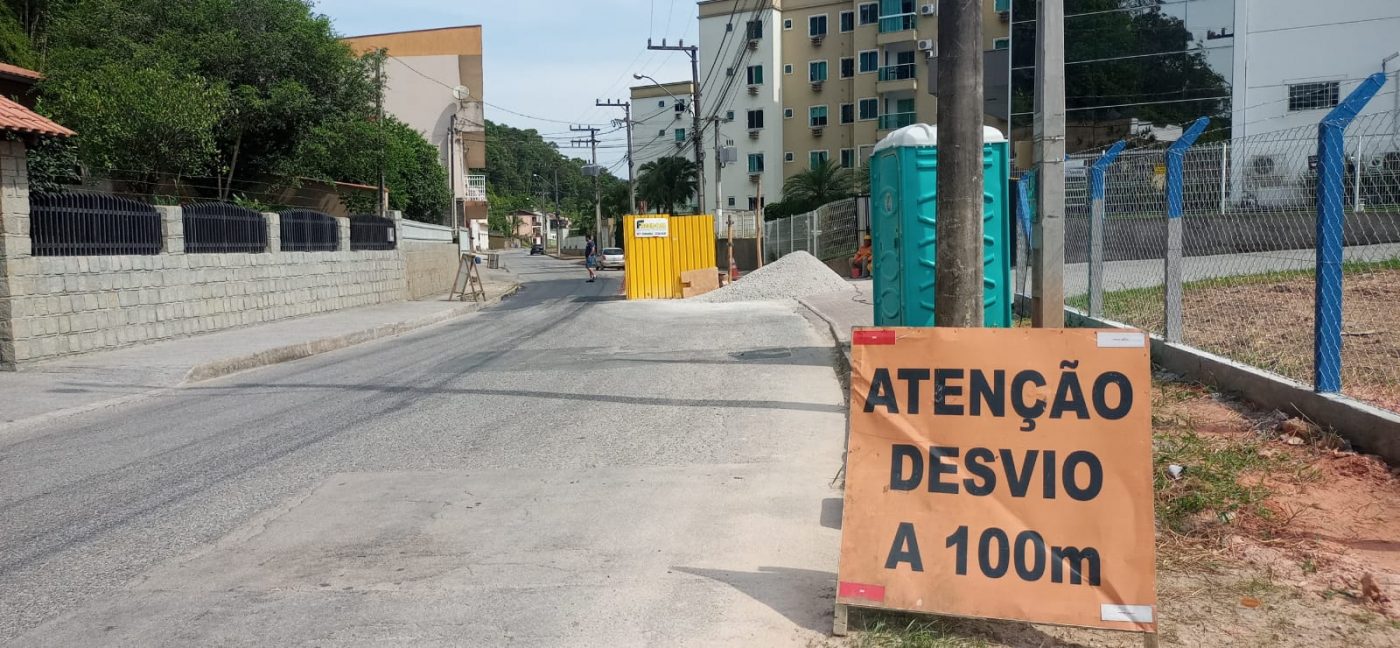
[[599, 247, 625, 269]]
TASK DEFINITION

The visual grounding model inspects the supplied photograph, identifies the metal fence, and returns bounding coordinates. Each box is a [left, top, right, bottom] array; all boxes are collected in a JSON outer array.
[[183, 202, 268, 254], [716, 210, 759, 238], [763, 198, 861, 263], [349, 215, 397, 251], [1022, 89, 1400, 413], [278, 210, 340, 252], [30, 192, 163, 256]]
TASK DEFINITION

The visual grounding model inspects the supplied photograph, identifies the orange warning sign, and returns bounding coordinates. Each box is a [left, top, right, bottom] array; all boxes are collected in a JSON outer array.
[[837, 327, 1156, 632]]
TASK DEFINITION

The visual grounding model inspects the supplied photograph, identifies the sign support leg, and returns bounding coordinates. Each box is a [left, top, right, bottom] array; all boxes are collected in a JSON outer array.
[[832, 602, 849, 636]]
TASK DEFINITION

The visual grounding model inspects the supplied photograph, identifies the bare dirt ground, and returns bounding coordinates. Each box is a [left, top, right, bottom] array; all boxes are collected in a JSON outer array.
[[830, 380, 1400, 648], [1098, 267, 1400, 413]]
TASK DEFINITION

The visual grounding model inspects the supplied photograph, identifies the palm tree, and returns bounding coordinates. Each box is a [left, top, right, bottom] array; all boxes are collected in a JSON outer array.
[[782, 160, 855, 210], [637, 156, 698, 214]]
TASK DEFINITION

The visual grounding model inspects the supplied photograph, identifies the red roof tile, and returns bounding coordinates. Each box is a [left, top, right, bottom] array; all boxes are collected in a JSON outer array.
[[0, 96, 74, 137], [0, 62, 42, 81]]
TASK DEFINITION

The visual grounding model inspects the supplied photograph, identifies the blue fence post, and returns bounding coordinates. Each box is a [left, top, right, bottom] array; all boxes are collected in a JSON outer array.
[[1163, 117, 1210, 344], [1315, 72, 1386, 393], [1088, 140, 1126, 317], [1015, 169, 1036, 301]]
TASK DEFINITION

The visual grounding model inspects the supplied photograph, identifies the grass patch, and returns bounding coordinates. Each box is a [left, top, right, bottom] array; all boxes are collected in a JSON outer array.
[[848, 612, 991, 648], [1151, 384, 1279, 534]]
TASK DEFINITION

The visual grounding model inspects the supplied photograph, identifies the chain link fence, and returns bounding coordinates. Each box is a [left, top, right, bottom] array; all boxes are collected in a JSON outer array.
[[763, 198, 861, 263], [1037, 108, 1400, 413]]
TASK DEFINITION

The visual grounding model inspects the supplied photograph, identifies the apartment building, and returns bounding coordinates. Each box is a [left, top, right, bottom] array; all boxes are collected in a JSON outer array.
[[698, 0, 1011, 211], [342, 25, 488, 243], [630, 81, 700, 171]]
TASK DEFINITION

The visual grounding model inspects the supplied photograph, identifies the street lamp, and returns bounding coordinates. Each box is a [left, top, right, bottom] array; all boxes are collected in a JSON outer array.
[[632, 73, 688, 109]]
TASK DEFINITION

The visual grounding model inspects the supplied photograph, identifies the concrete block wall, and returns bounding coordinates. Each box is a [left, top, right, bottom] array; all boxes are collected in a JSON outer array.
[[0, 137, 413, 368], [403, 241, 460, 300]]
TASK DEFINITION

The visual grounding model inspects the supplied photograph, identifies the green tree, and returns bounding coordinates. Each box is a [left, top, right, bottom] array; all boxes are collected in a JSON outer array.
[[636, 156, 697, 215], [289, 115, 450, 222], [0, 3, 35, 68], [781, 160, 854, 209], [39, 0, 374, 188], [482, 119, 627, 235]]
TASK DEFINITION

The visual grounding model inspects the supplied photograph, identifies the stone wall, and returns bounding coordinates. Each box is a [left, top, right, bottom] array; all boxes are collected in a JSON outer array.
[[0, 140, 414, 368], [403, 241, 460, 300]]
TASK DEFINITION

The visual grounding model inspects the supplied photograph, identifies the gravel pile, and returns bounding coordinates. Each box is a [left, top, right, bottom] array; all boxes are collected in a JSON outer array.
[[694, 251, 855, 303]]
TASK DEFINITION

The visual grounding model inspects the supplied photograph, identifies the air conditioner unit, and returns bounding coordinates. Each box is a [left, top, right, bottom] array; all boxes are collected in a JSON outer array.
[[918, 39, 935, 51], [749, 171, 762, 180], [748, 128, 761, 139], [811, 35, 824, 45], [1247, 155, 1278, 176], [811, 126, 824, 136], [920, 4, 937, 16], [748, 38, 759, 50], [811, 80, 824, 90], [747, 84, 759, 95], [999, 11, 1010, 23]]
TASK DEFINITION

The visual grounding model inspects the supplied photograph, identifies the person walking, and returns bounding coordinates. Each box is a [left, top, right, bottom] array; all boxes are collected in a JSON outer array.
[[584, 235, 598, 282]]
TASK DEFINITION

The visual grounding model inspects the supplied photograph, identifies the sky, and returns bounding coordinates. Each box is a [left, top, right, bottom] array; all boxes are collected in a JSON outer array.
[[314, 0, 701, 173]]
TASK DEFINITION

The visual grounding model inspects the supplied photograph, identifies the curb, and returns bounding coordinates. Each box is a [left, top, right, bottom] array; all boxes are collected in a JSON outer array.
[[183, 282, 522, 383], [796, 296, 853, 367]]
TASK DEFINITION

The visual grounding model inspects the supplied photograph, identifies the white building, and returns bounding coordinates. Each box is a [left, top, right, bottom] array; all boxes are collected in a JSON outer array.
[[629, 81, 700, 173], [1230, 0, 1400, 207], [698, 3, 786, 215]]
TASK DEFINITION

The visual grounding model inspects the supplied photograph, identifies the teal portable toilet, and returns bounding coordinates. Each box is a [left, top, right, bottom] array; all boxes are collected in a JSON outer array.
[[869, 124, 1011, 327]]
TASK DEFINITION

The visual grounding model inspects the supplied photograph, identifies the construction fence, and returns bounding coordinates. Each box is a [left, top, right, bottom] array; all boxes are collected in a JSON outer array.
[[1019, 94, 1400, 415], [762, 197, 866, 264]]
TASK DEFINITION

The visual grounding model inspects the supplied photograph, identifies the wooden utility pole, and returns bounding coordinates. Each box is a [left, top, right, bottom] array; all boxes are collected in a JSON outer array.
[[647, 39, 705, 212], [571, 125, 603, 241], [1032, 0, 1067, 327], [934, 0, 985, 327], [597, 99, 637, 213]]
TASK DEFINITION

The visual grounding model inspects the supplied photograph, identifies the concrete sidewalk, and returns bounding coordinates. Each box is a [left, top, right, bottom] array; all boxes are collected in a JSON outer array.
[[798, 280, 873, 362], [0, 269, 519, 430]]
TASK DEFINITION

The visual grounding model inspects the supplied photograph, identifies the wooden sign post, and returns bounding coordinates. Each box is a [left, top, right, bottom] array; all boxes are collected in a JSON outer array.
[[451, 253, 487, 302]]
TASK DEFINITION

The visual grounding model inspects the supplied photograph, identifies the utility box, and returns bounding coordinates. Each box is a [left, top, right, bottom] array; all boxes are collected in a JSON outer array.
[[869, 124, 1012, 327]]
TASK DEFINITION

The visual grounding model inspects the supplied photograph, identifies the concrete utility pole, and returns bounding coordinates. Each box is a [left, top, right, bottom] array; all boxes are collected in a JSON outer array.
[[647, 39, 705, 213], [571, 125, 603, 242], [934, 0, 985, 327], [375, 49, 388, 218], [1032, 0, 1067, 328], [597, 99, 637, 213]]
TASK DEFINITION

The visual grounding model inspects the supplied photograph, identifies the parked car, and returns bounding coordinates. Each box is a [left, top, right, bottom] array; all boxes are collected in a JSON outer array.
[[600, 247, 625, 269], [530, 242, 544, 255]]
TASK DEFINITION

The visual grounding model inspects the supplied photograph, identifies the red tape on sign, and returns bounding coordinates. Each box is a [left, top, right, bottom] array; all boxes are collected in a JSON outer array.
[[838, 581, 887, 604], [853, 329, 896, 346]]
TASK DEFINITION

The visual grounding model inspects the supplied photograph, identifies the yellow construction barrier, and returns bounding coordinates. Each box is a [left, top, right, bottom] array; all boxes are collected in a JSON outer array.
[[623, 214, 717, 299]]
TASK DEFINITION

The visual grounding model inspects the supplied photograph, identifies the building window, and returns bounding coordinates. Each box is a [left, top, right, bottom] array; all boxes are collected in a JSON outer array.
[[783, 18, 793, 30], [809, 150, 830, 169], [728, 196, 736, 206], [785, 151, 795, 163], [841, 148, 856, 169], [746, 20, 763, 40], [840, 57, 855, 79], [840, 11, 855, 32], [1288, 81, 1340, 111], [995, 0, 1010, 11], [809, 105, 828, 127], [658, 129, 666, 136], [809, 14, 828, 37], [858, 97, 878, 120], [784, 63, 793, 75], [726, 22, 733, 32], [993, 37, 1010, 50], [858, 50, 879, 73], [748, 153, 765, 173], [858, 144, 874, 161], [747, 109, 764, 129], [840, 103, 855, 124], [859, 2, 878, 25], [674, 128, 686, 142], [674, 100, 687, 113], [784, 107, 794, 119], [658, 100, 665, 108], [748, 197, 765, 210], [809, 60, 828, 83], [746, 64, 764, 85]]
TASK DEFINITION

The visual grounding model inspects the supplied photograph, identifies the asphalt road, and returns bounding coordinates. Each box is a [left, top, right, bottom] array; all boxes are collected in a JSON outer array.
[[0, 251, 847, 647]]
